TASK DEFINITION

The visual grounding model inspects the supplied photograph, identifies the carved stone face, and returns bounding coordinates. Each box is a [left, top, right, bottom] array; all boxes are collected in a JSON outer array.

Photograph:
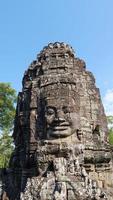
[[44, 95, 80, 139]]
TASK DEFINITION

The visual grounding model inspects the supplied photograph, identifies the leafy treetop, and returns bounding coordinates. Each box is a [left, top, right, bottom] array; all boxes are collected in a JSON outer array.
[[0, 82, 17, 131]]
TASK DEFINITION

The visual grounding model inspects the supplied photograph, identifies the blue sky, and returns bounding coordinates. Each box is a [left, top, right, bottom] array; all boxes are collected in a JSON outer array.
[[0, 0, 113, 114]]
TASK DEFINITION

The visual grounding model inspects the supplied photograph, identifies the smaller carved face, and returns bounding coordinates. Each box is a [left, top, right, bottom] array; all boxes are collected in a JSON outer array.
[[45, 103, 79, 139]]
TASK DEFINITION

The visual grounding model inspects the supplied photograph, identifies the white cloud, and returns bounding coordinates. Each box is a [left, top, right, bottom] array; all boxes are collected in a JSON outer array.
[[102, 89, 113, 116]]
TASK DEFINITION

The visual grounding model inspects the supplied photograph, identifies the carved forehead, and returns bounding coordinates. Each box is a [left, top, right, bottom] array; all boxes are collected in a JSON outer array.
[[40, 82, 76, 95], [40, 83, 80, 111], [45, 98, 78, 112]]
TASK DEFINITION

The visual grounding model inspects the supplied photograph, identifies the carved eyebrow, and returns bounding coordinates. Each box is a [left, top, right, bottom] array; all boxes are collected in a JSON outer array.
[[46, 106, 56, 109], [62, 106, 70, 113], [62, 105, 71, 110], [46, 106, 57, 112], [62, 106, 68, 109]]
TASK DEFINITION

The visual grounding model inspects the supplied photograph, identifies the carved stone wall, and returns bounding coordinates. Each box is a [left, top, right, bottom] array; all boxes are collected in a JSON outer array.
[[1, 42, 113, 200]]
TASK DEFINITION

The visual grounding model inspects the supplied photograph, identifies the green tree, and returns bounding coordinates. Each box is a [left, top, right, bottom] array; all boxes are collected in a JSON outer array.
[[0, 130, 14, 167], [0, 82, 17, 131], [0, 83, 17, 167], [107, 115, 113, 145]]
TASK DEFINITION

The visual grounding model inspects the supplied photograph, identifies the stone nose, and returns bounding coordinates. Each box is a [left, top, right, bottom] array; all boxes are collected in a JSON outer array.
[[55, 110, 66, 122], [55, 117, 66, 123]]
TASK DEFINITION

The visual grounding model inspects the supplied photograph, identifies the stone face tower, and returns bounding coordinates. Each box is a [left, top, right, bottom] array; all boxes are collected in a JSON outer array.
[[2, 43, 113, 199]]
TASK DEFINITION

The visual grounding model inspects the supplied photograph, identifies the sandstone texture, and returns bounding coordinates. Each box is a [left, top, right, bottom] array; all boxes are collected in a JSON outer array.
[[1, 42, 113, 200]]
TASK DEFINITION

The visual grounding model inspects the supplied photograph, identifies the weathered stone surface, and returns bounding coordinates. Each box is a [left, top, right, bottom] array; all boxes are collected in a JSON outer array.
[[1, 42, 113, 199]]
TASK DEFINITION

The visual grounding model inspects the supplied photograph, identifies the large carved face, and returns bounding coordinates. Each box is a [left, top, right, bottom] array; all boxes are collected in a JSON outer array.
[[45, 104, 78, 139], [39, 83, 80, 139]]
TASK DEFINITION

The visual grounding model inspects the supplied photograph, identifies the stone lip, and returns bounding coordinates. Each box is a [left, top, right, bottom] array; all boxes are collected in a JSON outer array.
[[47, 122, 73, 138]]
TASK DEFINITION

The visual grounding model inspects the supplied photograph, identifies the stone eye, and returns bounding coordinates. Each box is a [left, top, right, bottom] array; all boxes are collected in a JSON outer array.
[[62, 106, 70, 114], [46, 108, 55, 115]]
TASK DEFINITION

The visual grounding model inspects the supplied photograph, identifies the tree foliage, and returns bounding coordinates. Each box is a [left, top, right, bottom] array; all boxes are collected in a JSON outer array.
[[107, 115, 113, 125], [108, 128, 113, 146], [0, 130, 14, 167], [0, 83, 17, 167], [107, 115, 113, 146], [0, 82, 17, 131]]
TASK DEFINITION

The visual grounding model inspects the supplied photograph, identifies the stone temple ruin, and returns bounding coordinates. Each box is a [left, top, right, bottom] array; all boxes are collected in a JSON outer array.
[[1, 42, 113, 199]]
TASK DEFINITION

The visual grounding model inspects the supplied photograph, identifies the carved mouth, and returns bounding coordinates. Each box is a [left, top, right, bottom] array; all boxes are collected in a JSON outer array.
[[49, 126, 71, 138], [53, 126, 69, 131], [52, 122, 70, 131], [47, 122, 73, 138], [53, 122, 70, 127], [47, 126, 76, 138]]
